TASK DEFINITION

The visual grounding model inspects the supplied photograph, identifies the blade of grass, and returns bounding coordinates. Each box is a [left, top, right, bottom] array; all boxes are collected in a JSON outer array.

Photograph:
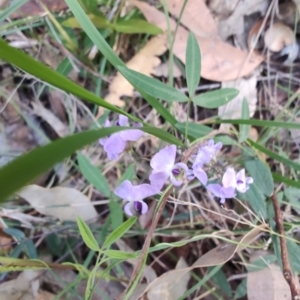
[[248, 139, 300, 172], [64, 0, 177, 126], [0, 0, 29, 22]]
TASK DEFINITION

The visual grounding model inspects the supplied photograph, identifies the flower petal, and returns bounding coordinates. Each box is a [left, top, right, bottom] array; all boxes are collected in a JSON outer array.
[[131, 183, 159, 201], [118, 115, 129, 126], [124, 202, 133, 216], [186, 169, 195, 181], [149, 171, 169, 190], [222, 167, 236, 188], [174, 162, 189, 173], [139, 201, 149, 214], [246, 177, 254, 184], [170, 174, 183, 186], [222, 186, 236, 198], [114, 180, 133, 201], [206, 184, 224, 198], [104, 134, 126, 156], [150, 145, 176, 172], [193, 166, 208, 185], [119, 129, 143, 142]]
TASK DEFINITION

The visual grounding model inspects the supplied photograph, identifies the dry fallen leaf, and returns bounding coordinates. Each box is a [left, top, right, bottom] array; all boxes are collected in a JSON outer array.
[[219, 73, 258, 131], [209, 0, 269, 42], [0, 270, 40, 300], [104, 34, 167, 107], [146, 257, 190, 300], [247, 251, 292, 300], [131, 0, 263, 81], [18, 185, 98, 222], [153, 61, 182, 78], [139, 225, 266, 298]]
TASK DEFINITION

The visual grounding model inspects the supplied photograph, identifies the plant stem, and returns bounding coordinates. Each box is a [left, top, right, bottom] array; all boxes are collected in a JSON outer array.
[[271, 193, 300, 299]]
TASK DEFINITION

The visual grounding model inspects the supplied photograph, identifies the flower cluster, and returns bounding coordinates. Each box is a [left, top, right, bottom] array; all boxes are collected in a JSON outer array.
[[99, 115, 143, 160], [99, 116, 253, 216]]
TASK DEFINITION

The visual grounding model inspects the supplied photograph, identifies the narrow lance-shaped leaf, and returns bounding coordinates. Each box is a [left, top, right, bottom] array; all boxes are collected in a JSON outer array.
[[77, 216, 99, 251], [194, 88, 239, 108], [118, 66, 188, 102], [103, 217, 137, 249], [77, 153, 110, 197], [239, 98, 250, 143], [185, 32, 201, 98]]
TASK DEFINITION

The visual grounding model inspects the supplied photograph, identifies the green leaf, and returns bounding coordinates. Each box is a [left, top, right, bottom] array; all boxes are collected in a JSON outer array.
[[77, 153, 110, 197], [113, 19, 163, 34], [103, 217, 137, 249], [272, 173, 300, 189], [0, 0, 29, 22], [284, 187, 300, 207], [0, 38, 125, 115], [209, 119, 300, 130], [175, 122, 212, 140], [239, 98, 250, 143], [241, 184, 267, 219], [109, 199, 123, 230], [0, 126, 180, 203], [64, 0, 177, 126], [210, 267, 232, 297], [234, 279, 247, 299], [186, 32, 201, 98], [194, 88, 239, 108], [77, 216, 99, 251], [62, 14, 111, 29], [244, 158, 274, 197], [248, 139, 300, 172], [118, 67, 188, 102], [105, 249, 138, 260]]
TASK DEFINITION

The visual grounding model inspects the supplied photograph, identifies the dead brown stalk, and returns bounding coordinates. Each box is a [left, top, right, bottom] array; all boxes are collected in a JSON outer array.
[[271, 193, 300, 300]]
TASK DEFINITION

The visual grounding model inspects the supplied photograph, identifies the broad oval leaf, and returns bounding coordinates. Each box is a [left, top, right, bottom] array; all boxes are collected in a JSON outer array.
[[77, 153, 110, 197], [186, 32, 201, 98], [118, 66, 188, 102], [244, 158, 274, 197], [103, 217, 137, 249], [77, 216, 99, 251], [18, 185, 98, 222], [240, 184, 267, 219], [194, 88, 239, 108]]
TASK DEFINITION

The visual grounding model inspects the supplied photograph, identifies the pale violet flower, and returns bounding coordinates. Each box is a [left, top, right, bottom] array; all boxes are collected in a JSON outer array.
[[149, 145, 188, 190], [99, 115, 143, 160], [187, 140, 222, 186], [222, 167, 253, 193], [114, 180, 159, 216], [207, 167, 253, 203]]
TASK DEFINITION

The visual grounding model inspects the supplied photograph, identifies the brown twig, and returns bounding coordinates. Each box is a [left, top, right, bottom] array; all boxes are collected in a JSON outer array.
[[271, 193, 300, 300]]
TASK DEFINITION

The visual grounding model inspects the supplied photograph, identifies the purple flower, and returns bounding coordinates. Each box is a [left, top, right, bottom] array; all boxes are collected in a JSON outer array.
[[193, 139, 222, 167], [187, 140, 222, 186], [206, 184, 236, 204], [222, 167, 253, 193], [99, 115, 143, 160], [149, 145, 188, 190], [114, 180, 159, 216], [206, 167, 253, 203]]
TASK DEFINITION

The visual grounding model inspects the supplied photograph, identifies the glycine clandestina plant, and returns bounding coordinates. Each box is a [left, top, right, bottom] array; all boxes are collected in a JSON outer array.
[[99, 131, 254, 216]]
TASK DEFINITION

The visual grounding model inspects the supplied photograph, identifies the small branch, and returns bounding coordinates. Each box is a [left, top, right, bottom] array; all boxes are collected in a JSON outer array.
[[271, 193, 300, 299]]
